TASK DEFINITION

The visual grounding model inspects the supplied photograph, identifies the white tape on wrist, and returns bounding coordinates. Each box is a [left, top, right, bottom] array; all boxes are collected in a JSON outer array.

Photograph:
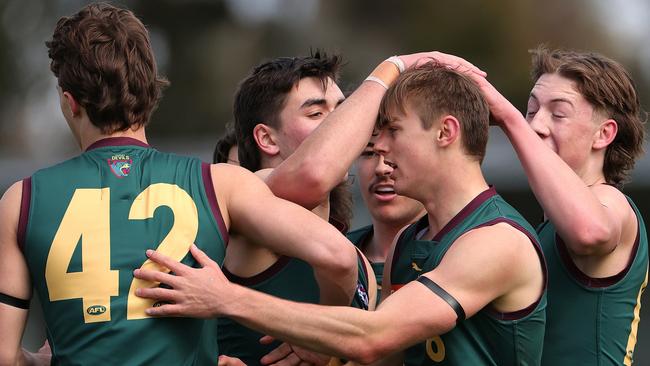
[[364, 75, 389, 89], [386, 56, 406, 73]]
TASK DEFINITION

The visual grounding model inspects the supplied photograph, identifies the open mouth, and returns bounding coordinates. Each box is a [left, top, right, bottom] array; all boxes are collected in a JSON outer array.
[[372, 185, 397, 202]]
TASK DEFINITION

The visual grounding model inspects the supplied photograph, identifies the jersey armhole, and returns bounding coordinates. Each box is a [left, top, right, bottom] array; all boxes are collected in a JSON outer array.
[[17, 177, 31, 252], [222, 256, 292, 286], [474, 218, 548, 320], [201, 163, 229, 246], [556, 228, 640, 288], [356, 248, 369, 286]]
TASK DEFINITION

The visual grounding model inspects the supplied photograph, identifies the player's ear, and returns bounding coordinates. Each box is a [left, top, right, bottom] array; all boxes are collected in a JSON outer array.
[[437, 115, 460, 147], [253, 123, 280, 156], [62, 91, 81, 117], [592, 118, 617, 150]]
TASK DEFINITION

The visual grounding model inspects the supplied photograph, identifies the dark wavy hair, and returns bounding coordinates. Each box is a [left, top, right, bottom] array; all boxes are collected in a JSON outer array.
[[233, 50, 342, 171], [47, 2, 168, 134]]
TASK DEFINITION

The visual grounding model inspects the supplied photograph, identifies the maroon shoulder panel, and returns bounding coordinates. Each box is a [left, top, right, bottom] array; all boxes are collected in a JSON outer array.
[[222, 256, 292, 286], [202, 163, 229, 245], [556, 227, 640, 288], [17, 177, 32, 252]]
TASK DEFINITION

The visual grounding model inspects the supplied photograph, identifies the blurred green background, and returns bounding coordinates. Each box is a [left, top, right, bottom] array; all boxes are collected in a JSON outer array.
[[3, 0, 649, 362]]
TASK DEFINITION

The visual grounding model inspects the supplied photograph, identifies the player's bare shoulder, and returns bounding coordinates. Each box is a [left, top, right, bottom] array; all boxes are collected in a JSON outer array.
[[591, 184, 637, 222], [590, 183, 639, 247], [210, 163, 268, 193], [0, 180, 23, 232], [456, 223, 541, 285], [1, 180, 23, 203], [460, 223, 536, 257], [453, 223, 543, 312]]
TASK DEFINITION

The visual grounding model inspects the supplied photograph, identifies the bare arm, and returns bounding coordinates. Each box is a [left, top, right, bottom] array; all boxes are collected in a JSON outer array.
[[265, 80, 386, 209], [212, 163, 357, 305], [267, 52, 487, 209], [224, 224, 541, 363], [256, 249, 379, 366], [135, 224, 539, 364], [0, 182, 48, 366], [469, 73, 628, 257]]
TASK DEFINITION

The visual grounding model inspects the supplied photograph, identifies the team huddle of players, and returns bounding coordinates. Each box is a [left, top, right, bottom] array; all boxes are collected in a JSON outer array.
[[0, 3, 647, 366]]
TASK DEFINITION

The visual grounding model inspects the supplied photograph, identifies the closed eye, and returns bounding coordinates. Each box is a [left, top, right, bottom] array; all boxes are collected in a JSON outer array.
[[525, 110, 537, 120]]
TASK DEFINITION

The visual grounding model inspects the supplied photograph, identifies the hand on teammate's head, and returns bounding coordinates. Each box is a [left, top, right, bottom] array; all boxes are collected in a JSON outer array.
[[398, 51, 486, 77]]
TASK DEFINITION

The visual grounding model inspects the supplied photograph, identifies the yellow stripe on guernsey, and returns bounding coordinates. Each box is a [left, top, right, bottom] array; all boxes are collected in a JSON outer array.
[[624, 266, 648, 366]]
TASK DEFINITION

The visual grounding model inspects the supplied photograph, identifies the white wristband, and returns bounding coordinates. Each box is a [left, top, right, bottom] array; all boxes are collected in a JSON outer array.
[[386, 56, 406, 73], [364, 76, 389, 89]]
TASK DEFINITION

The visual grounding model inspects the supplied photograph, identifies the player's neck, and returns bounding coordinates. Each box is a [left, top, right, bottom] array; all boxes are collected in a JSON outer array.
[[261, 154, 284, 171], [577, 154, 607, 187], [366, 221, 409, 262], [420, 164, 489, 240], [80, 123, 148, 151]]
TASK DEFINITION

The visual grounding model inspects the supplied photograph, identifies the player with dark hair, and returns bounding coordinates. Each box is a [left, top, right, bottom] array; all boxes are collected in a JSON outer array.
[[235, 51, 354, 231], [466, 46, 648, 366], [219, 52, 374, 365], [0, 3, 357, 365], [134, 61, 547, 365]]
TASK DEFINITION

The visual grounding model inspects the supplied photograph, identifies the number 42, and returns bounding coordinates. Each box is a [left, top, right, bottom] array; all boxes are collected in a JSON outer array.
[[45, 184, 199, 323]]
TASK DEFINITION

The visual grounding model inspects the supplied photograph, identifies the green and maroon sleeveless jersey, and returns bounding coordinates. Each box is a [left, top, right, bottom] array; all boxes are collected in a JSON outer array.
[[539, 196, 648, 366], [18, 137, 228, 365], [217, 250, 370, 365], [347, 225, 384, 304], [390, 187, 546, 366]]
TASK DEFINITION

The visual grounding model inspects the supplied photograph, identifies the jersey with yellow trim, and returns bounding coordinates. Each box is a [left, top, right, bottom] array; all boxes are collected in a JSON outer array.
[[390, 187, 546, 366], [539, 196, 648, 366], [347, 224, 384, 305], [21, 137, 227, 365], [217, 250, 370, 365]]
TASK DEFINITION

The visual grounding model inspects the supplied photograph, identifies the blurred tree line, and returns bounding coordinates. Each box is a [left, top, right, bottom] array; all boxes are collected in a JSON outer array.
[[0, 0, 647, 144]]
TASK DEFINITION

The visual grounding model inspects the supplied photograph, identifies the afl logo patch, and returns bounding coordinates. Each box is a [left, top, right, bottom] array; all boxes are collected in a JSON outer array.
[[87, 305, 107, 315], [355, 282, 369, 310], [107, 155, 133, 178]]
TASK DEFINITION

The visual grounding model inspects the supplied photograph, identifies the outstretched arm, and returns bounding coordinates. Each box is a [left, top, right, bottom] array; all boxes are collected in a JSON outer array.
[[0, 182, 48, 366], [135, 224, 538, 364], [267, 52, 486, 209], [257, 249, 379, 366], [212, 164, 358, 305], [468, 73, 629, 257]]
